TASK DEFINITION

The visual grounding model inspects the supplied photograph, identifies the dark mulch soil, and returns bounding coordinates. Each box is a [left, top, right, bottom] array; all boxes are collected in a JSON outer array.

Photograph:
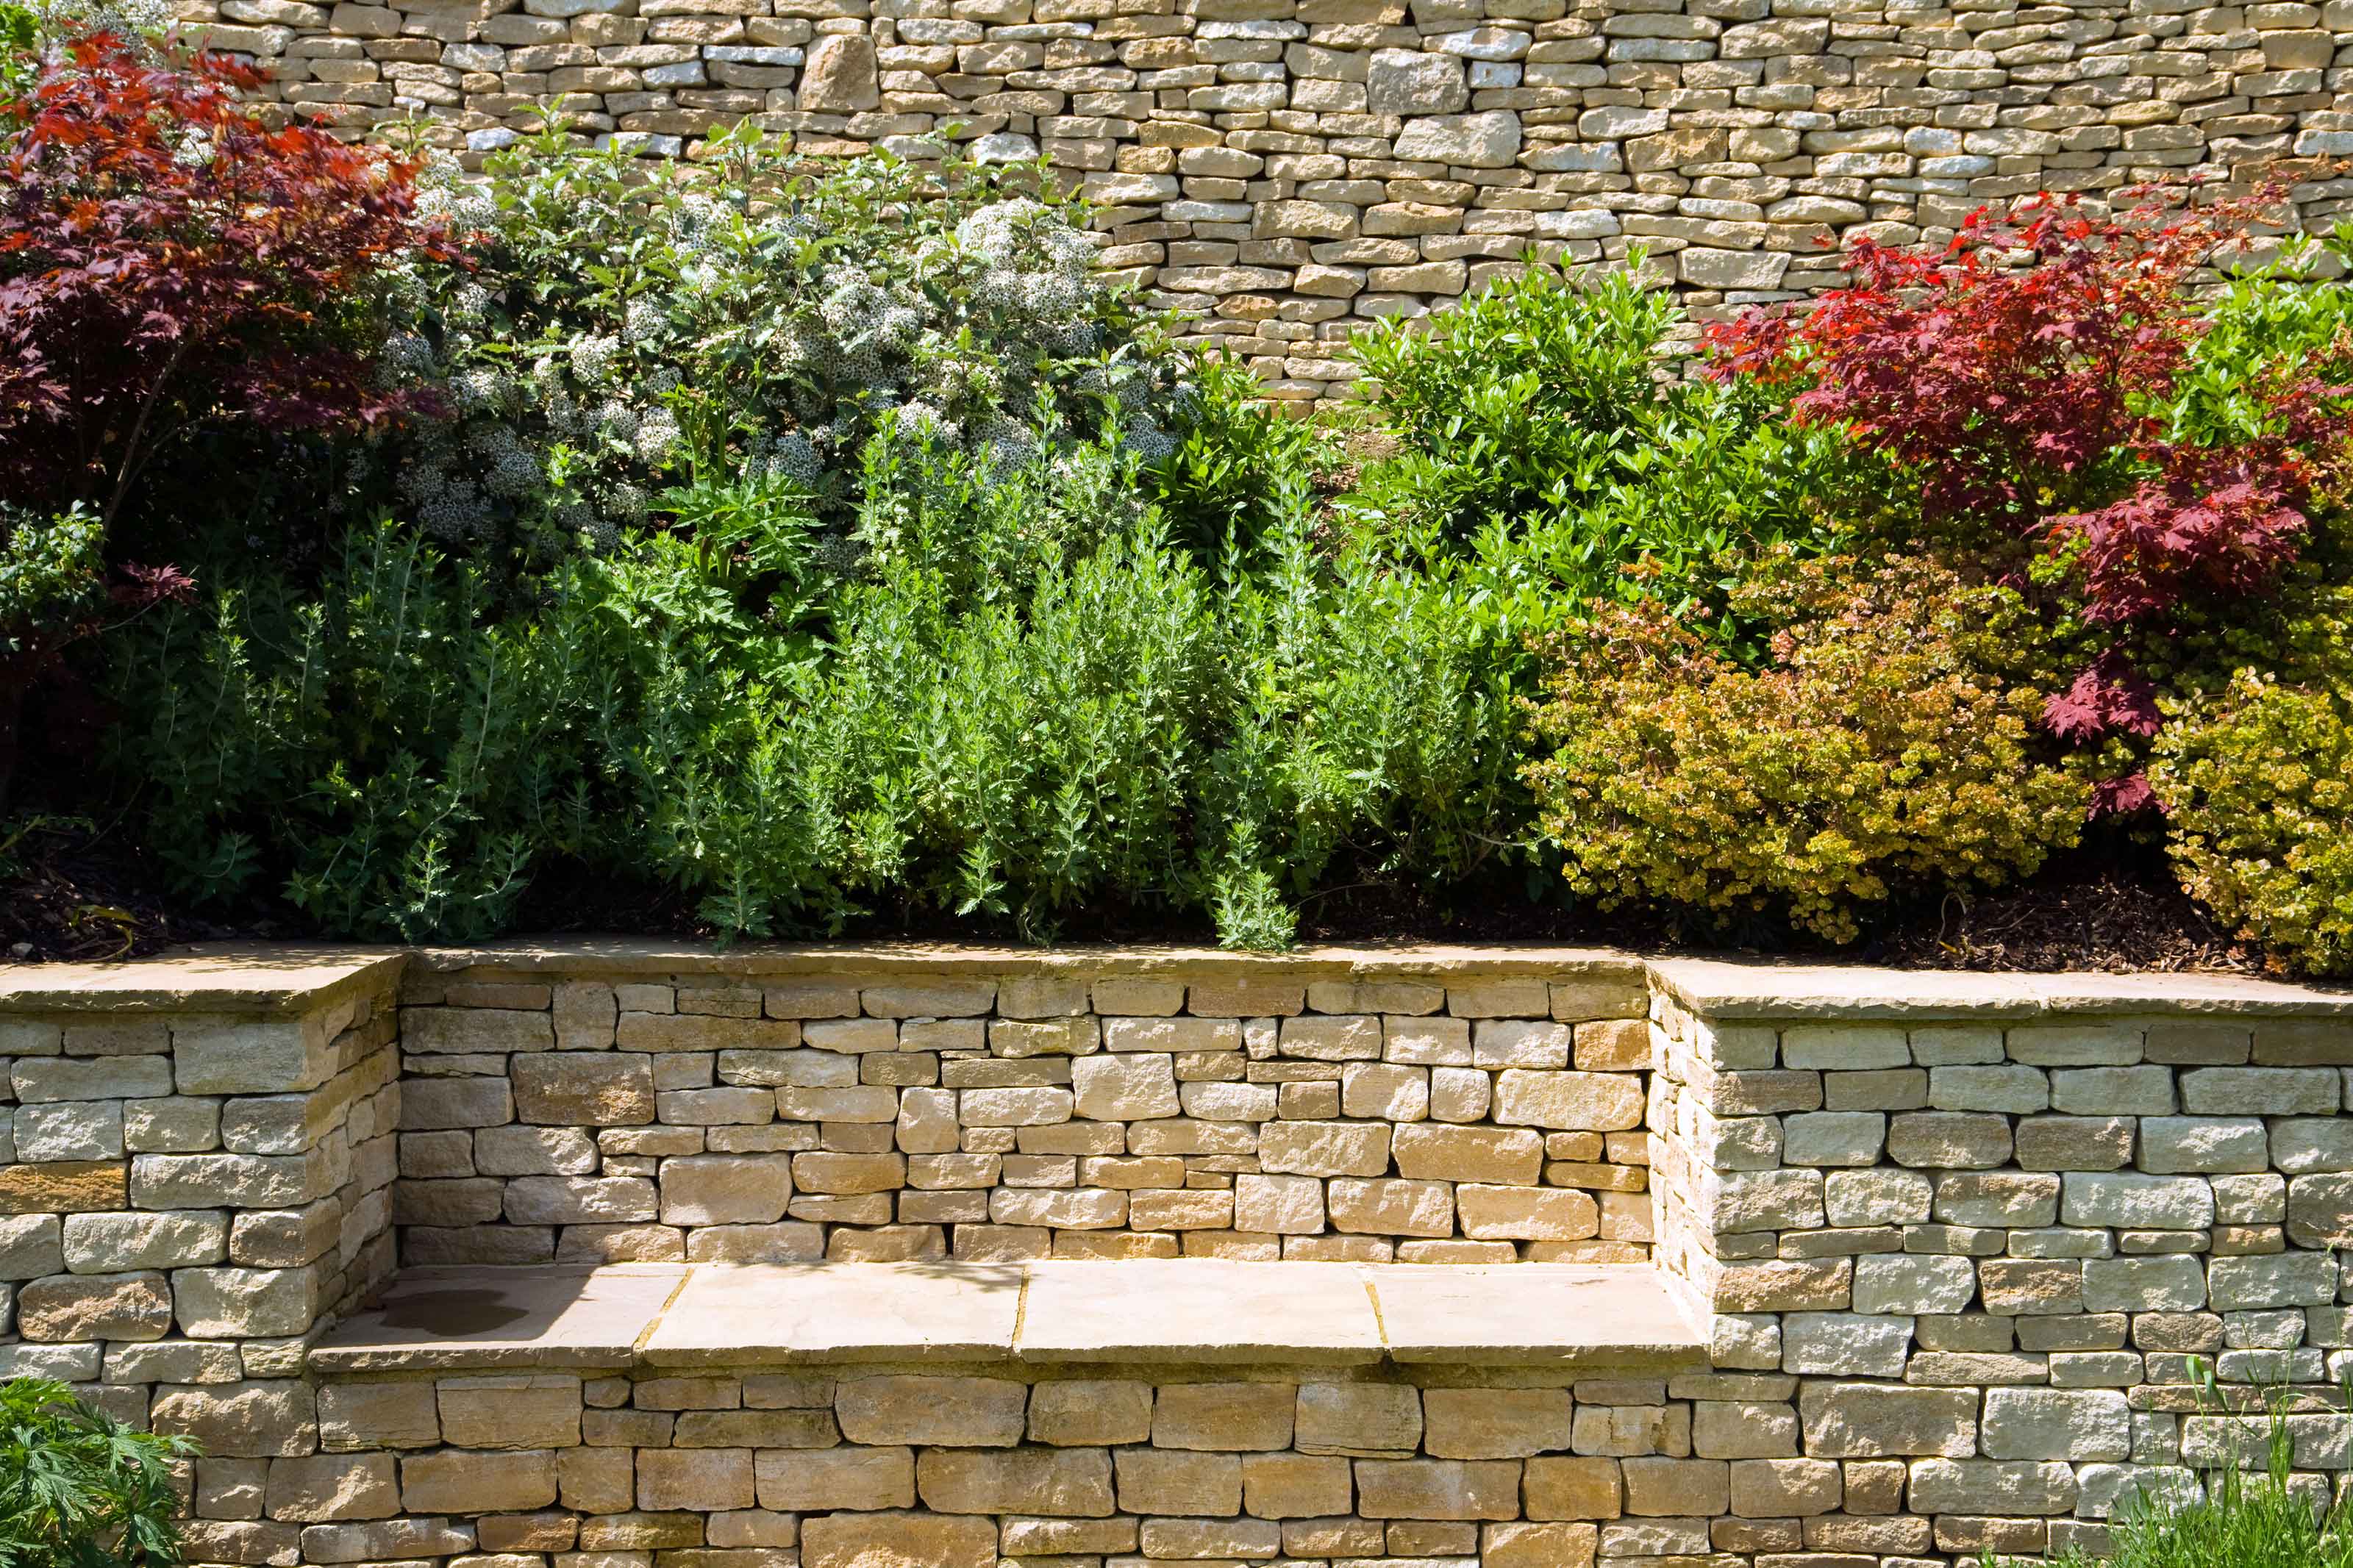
[[0, 815, 2274, 976]]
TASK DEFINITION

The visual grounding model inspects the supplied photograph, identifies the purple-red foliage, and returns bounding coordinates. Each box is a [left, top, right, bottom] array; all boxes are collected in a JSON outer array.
[[0, 32, 462, 523], [1704, 193, 2353, 801]]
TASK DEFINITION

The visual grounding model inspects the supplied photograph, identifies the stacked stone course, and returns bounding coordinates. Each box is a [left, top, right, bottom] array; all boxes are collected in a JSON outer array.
[[177, 0, 2353, 404], [394, 960, 1658, 1267], [0, 957, 401, 1433], [1649, 976, 2353, 1563], [6, 948, 2353, 1567]]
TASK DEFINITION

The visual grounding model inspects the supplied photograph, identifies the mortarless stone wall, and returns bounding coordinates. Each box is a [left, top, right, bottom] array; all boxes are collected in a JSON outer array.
[[393, 950, 1660, 1267], [176, 0, 2353, 403]]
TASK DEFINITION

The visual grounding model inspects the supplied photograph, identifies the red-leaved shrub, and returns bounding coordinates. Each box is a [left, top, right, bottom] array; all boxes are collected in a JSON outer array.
[[0, 32, 460, 525], [1705, 195, 2353, 796]]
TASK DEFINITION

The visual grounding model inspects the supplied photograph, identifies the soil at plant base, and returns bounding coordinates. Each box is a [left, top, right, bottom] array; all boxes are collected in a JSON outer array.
[[0, 820, 2274, 978]]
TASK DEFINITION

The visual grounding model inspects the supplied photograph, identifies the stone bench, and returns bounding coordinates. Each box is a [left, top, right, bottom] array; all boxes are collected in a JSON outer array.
[[284, 1261, 1707, 1568], [314, 1260, 1708, 1373]]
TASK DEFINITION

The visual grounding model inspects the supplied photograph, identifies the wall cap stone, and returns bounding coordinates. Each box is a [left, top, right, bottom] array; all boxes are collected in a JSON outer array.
[[1649, 958, 2353, 1021], [0, 945, 408, 1015]]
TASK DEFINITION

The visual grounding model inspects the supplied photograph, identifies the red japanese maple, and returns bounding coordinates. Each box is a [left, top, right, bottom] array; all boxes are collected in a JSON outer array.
[[1707, 193, 2352, 794], [0, 31, 461, 524]]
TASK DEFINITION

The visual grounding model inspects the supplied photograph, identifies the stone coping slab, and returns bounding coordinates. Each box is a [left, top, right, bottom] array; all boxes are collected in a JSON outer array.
[[1649, 958, 2353, 1020], [313, 1264, 691, 1371], [410, 938, 1645, 982], [312, 1261, 1705, 1374], [0, 946, 407, 1014]]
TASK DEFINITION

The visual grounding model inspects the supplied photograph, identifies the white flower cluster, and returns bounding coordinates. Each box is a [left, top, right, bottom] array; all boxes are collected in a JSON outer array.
[[382, 140, 1191, 558]]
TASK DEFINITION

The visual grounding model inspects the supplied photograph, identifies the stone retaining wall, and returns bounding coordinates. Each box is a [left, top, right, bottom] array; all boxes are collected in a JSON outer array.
[[393, 951, 1657, 1267], [6, 945, 2353, 1567], [182, 0, 2353, 404], [1647, 963, 2353, 1564], [274, 1359, 1707, 1568], [0, 953, 404, 1424]]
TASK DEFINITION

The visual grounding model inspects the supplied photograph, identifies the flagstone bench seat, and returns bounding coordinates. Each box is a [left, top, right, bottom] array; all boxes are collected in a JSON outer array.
[[311, 1259, 1707, 1375]]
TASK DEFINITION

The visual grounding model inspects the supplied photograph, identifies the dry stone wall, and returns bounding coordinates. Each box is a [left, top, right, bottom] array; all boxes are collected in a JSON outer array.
[[393, 953, 1658, 1267], [1647, 966, 2353, 1564], [7, 947, 2353, 1568], [180, 0, 2353, 403], [293, 1359, 1713, 1568], [0, 954, 402, 1429]]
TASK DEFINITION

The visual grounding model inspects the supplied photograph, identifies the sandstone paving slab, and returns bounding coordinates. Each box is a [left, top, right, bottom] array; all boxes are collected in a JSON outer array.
[[312, 1264, 688, 1372], [1015, 1260, 1385, 1365], [640, 1261, 1024, 1366], [1367, 1264, 1707, 1367]]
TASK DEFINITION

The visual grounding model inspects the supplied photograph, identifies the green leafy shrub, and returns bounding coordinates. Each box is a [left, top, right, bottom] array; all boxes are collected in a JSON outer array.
[[1522, 556, 2089, 942], [110, 465, 1526, 945], [1143, 356, 1327, 562], [0, 1377, 192, 1568], [1345, 256, 1849, 637], [2153, 598, 2353, 977], [389, 127, 1180, 559]]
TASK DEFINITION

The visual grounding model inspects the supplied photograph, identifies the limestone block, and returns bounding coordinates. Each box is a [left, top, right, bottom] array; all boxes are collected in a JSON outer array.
[[1069, 1054, 1179, 1120], [2210, 1252, 2335, 1309], [512, 1055, 656, 1125], [1355, 1457, 1522, 1519], [1523, 1455, 1622, 1520], [2288, 1173, 2353, 1247], [835, 1375, 1026, 1447], [319, 1383, 441, 1451], [1456, 1183, 1597, 1240], [1493, 1070, 1644, 1131], [475, 1127, 598, 1176], [1798, 1383, 1976, 1458], [174, 1266, 321, 1338], [132, 1151, 326, 1209], [915, 1447, 1114, 1516], [2180, 1067, 2337, 1115], [1484, 1519, 1600, 1568], [2273, 1117, 2353, 1173], [1296, 1381, 1421, 1457], [2082, 1256, 2207, 1313], [15, 1101, 123, 1162], [262, 1454, 399, 1522], [1102, 1017, 1240, 1053], [1825, 1169, 1932, 1227], [1277, 1015, 1381, 1060], [1935, 1171, 2060, 1228], [1979, 1259, 2085, 1317], [1115, 1446, 1242, 1514], [1981, 1388, 2132, 1462], [659, 1156, 793, 1225], [1153, 1382, 1293, 1451], [401, 1449, 560, 1514], [1340, 1062, 1430, 1120], [1906, 1458, 2079, 1515], [637, 1447, 754, 1511], [2061, 1173, 2215, 1231], [0, 1215, 63, 1280], [1367, 46, 1466, 112], [438, 1375, 582, 1450], [1782, 1311, 1912, 1377], [1329, 1176, 1455, 1236], [800, 1509, 994, 1568], [504, 1176, 658, 1225], [1232, 1173, 1325, 1234], [1423, 1388, 1572, 1458], [1259, 1120, 1390, 1176], [1028, 1380, 1153, 1446], [753, 1447, 915, 1511], [1713, 1169, 1825, 1233], [1473, 1020, 1571, 1069], [1885, 1111, 2012, 1169], [1393, 1124, 1543, 1184], [152, 1381, 318, 1458], [1781, 1111, 1885, 1167], [17, 1270, 174, 1342], [1853, 1254, 1978, 1316], [957, 1086, 1073, 1127]]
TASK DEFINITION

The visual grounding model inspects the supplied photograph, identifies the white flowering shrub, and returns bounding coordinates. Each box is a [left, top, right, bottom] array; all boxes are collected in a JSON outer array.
[[389, 123, 1184, 558]]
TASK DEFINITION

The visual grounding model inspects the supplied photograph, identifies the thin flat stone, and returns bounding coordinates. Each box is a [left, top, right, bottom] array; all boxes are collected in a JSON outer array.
[[1649, 960, 2353, 1021], [310, 1264, 688, 1371], [638, 1261, 1024, 1366], [0, 945, 406, 1014], [1368, 1264, 1707, 1366], [1016, 1260, 1385, 1364]]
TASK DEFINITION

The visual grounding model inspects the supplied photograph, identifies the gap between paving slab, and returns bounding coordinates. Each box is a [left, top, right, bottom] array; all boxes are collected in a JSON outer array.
[[311, 1261, 1707, 1375]]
